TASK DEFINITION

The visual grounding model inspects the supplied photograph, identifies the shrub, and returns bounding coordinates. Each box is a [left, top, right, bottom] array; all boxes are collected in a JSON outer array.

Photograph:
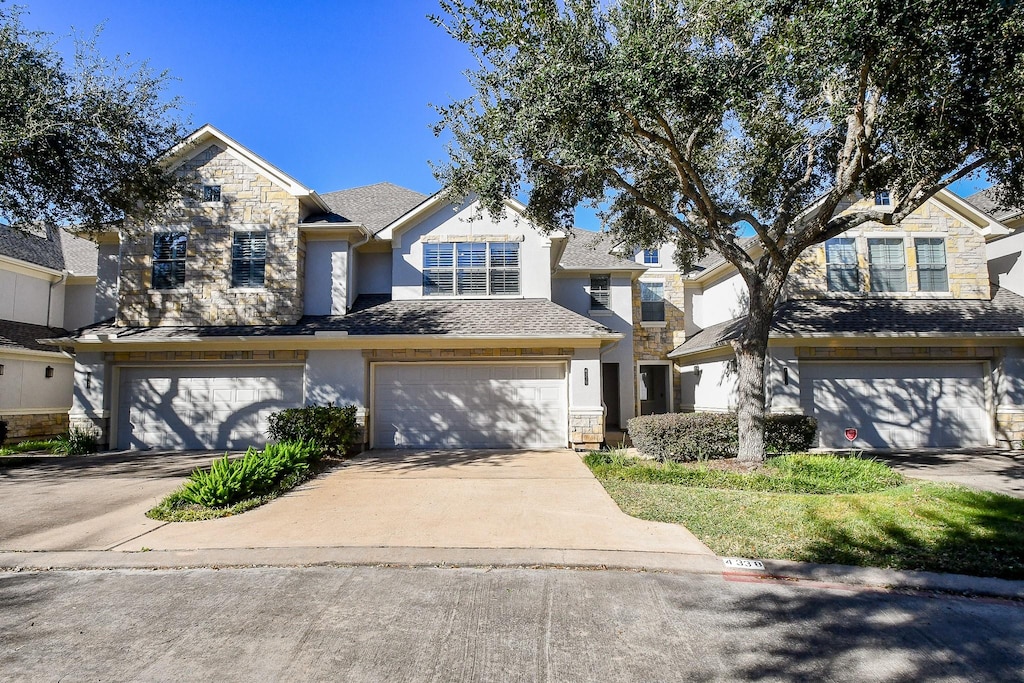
[[179, 440, 321, 508], [764, 414, 819, 454], [51, 427, 99, 456], [627, 412, 817, 461], [267, 404, 359, 456]]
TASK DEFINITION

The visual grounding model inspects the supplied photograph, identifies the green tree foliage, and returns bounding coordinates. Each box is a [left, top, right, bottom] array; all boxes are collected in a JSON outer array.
[[432, 0, 1024, 460], [0, 8, 188, 232]]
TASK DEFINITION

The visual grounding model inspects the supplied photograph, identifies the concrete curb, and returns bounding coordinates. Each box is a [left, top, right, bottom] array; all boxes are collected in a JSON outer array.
[[0, 547, 725, 575], [1, 546, 1022, 599]]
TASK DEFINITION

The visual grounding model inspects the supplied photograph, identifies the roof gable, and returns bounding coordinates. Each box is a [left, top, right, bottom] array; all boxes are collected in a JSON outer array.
[[165, 124, 329, 213]]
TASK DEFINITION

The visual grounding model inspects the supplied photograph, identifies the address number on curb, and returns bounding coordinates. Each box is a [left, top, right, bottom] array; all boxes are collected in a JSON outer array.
[[722, 557, 765, 570]]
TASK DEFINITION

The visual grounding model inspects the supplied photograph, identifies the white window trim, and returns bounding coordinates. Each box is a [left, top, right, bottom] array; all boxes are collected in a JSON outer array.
[[422, 240, 522, 297], [635, 360, 674, 414], [638, 278, 667, 324], [865, 235, 909, 294], [230, 228, 268, 290]]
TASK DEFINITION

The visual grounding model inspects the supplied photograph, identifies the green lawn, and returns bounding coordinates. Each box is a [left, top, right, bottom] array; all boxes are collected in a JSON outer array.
[[587, 453, 1024, 580]]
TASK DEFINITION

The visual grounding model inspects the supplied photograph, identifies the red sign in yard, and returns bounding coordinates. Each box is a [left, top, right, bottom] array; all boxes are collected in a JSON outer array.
[[844, 428, 858, 442]]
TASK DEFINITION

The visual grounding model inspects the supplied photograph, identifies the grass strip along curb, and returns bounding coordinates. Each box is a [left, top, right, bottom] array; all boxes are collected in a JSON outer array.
[[586, 452, 1024, 580]]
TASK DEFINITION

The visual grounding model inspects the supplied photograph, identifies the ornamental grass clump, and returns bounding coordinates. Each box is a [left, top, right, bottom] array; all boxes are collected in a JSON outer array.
[[179, 441, 321, 509]]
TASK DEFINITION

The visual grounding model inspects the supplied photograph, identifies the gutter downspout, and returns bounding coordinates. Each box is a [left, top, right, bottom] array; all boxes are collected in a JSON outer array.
[[47, 272, 67, 327], [345, 225, 373, 313]]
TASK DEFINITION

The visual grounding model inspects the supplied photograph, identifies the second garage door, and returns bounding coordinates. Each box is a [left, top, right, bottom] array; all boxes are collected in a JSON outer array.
[[116, 365, 304, 450], [804, 362, 991, 449], [373, 362, 567, 449]]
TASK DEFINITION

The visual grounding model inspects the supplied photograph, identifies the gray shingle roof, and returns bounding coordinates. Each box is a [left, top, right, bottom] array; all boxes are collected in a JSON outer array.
[[669, 286, 1024, 358], [0, 225, 97, 276], [65, 297, 619, 341], [59, 231, 98, 276], [964, 186, 1023, 223], [310, 182, 429, 231], [0, 319, 69, 353], [559, 227, 647, 271]]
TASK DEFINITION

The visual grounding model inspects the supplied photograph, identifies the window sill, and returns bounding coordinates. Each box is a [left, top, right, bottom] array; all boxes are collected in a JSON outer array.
[[640, 320, 667, 328], [589, 309, 612, 317], [226, 287, 266, 293], [147, 288, 188, 294]]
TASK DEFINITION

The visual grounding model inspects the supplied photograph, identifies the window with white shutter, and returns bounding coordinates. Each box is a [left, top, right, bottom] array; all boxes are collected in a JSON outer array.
[[231, 231, 267, 288]]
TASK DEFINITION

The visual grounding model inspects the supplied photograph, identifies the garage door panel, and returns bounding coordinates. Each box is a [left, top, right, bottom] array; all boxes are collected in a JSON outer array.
[[374, 363, 567, 449], [117, 366, 303, 450], [806, 363, 989, 449]]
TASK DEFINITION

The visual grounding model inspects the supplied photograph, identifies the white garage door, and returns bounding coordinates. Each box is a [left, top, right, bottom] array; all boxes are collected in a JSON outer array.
[[117, 366, 304, 450], [373, 363, 567, 449], [804, 362, 990, 449]]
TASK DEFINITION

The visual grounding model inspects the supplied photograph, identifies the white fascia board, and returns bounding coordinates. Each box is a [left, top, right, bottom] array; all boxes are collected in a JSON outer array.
[[165, 124, 330, 212], [0, 254, 63, 280], [0, 347, 74, 361], [933, 188, 1010, 239]]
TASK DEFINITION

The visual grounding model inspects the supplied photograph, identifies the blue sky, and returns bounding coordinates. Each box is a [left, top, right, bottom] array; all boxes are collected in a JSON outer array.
[[21, 1, 990, 231]]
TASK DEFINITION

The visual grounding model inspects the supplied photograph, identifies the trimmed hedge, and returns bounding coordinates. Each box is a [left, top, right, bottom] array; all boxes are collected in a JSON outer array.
[[627, 412, 817, 461], [267, 404, 359, 456]]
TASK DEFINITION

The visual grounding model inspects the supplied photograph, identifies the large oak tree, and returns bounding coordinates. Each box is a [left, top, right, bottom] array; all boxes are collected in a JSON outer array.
[[0, 8, 187, 233], [432, 0, 1024, 460]]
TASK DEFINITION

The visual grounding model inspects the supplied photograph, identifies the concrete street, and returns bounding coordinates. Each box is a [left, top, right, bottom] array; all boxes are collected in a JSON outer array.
[[2, 565, 1022, 682]]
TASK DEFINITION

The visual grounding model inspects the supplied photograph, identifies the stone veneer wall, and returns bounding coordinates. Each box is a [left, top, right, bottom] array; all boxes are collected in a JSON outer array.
[[117, 143, 304, 327], [789, 198, 991, 300], [996, 411, 1024, 448], [632, 273, 686, 411], [1, 412, 69, 442]]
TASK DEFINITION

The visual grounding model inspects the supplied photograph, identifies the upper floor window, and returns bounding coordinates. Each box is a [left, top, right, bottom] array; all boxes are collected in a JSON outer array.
[[422, 241, 520, 296], [825, 237, 859, 292], [874, 190, 891, 206], [152, 231, 187, 289], [590, 274, 610, 310], [642, 248, 660, 265], [868, 238, 907, 292], [203, 185, 222, 202], [915, 237, 948, 292], [640, 281, 665, 321], [232, 231, 267, 288]]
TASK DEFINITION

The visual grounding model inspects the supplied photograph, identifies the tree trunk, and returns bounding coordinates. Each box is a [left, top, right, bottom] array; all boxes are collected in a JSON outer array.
[[733, 286, 778, 462]]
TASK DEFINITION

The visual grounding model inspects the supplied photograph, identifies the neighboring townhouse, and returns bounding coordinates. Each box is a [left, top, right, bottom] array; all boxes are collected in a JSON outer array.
[[665, 191, 1024, 449], [57, 125, 639, 452], [0, 225, 98, 441]]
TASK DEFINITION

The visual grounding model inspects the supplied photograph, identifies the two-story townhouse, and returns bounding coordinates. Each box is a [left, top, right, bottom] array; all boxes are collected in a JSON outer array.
[[664, 191, 1024, 449], [56, 125, 635, 452], [0, 224, 98, 441]]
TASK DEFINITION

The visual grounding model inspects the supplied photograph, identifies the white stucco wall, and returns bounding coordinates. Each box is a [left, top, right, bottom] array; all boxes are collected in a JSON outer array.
[[632, 242, 678, 271], [357, 251, 392, 295], [569, 347, 602, 409], [63, 282, 97, 330], [391, 198, 552, 301], [767, 347, 801, 414], [0, 266, 59, 326], [987, 229, 1024, 296], [304, 350, 367, 409], [680, 357, 738, 412], [304, 240, 349, 315], [996, 346, 1024, 409], [691, 270, 749, 330], [95, 243, 120, 321], [71, 352, 110, 418], [0, 354, 74, 410], [551, 273, 636, 425]]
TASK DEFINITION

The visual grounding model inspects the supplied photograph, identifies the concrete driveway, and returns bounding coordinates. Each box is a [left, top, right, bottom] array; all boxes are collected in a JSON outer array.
[[0, 451, 228, 551], [864, 449, 1024, 498], [1, 449, 712, 557]]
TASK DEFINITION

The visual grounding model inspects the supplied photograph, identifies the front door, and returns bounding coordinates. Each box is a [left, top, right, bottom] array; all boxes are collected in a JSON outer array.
[[639, 365, 669, 415], [602, 363, 621, 428]]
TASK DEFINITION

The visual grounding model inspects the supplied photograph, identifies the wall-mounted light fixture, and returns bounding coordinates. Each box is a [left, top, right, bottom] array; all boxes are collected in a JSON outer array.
[[692, 365, 702, 379], [0, 364, 4, 375], [85, 371, 92, 390], [584, 368, 589, 386], [782, 367, 790, 386], [45, 366, 54, 378]]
